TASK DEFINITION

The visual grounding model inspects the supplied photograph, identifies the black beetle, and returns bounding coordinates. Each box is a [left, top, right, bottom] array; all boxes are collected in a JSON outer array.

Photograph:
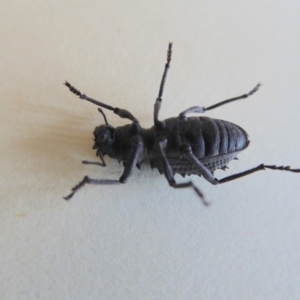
[[64, 43, 299, 204]]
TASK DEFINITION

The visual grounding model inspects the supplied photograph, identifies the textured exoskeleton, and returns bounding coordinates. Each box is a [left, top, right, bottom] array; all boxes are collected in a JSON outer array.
[[64, 43, 300, 204]]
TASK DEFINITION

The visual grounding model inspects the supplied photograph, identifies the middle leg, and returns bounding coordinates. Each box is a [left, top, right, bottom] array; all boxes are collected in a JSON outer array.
[[218, 164, 300, 184]]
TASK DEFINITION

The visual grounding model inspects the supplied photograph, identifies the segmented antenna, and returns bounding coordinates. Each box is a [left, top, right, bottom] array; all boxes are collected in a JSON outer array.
[[64, 81, 110, 124], [64, 81, 82, 97]]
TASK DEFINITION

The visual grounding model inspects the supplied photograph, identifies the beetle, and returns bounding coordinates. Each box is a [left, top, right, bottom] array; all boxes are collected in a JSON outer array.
[[64, 43, 299, 204]]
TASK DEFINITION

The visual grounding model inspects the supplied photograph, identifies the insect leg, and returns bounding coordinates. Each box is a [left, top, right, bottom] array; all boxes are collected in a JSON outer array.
[[82, 150, 106, 167], [64, 137, 143, 200], [218, 164, 300, 184], [119, 136, 143, 183], [156, 138, 209, 206], [181, 145, 218, 185], [64, 177, 120, 200], [154, 43, 172, 130], [64, 81, 139, 123], [81, 161, 106, 167], [179, 83, 261, 117]]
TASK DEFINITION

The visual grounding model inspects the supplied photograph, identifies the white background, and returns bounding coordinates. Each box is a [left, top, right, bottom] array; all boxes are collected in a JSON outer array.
[[1, 1, 300, 299]]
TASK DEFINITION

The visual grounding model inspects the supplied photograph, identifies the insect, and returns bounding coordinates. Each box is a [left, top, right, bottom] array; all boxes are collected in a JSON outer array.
[[64, 43, 299, 204]]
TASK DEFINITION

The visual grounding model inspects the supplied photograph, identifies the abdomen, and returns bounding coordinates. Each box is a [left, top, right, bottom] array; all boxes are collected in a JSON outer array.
[[180, 116, 249, 158], [149, 116, 249, 175]]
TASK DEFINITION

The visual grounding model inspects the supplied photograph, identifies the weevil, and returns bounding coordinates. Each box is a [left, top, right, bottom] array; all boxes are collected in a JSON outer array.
[[64, 43, 300, 204]]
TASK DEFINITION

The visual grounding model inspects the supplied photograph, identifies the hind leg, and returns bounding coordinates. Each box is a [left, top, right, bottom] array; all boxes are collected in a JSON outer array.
[[218, 164, 300, 184], [180, 145, 218, 185], [179, 84, 261, 118], [156, 138, 209, 206]]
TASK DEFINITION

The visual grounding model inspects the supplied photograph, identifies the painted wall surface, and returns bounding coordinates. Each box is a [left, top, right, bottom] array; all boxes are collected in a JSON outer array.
[[1, 1, 300, 299]]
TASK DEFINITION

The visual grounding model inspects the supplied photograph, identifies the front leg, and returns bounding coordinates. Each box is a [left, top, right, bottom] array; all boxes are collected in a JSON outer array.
[[64, 176, 120, 200], [119, 135, 143, 183], [64, 136, 143, 200], [81, 150, 106, 167], [81, 160, 106, 167]]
